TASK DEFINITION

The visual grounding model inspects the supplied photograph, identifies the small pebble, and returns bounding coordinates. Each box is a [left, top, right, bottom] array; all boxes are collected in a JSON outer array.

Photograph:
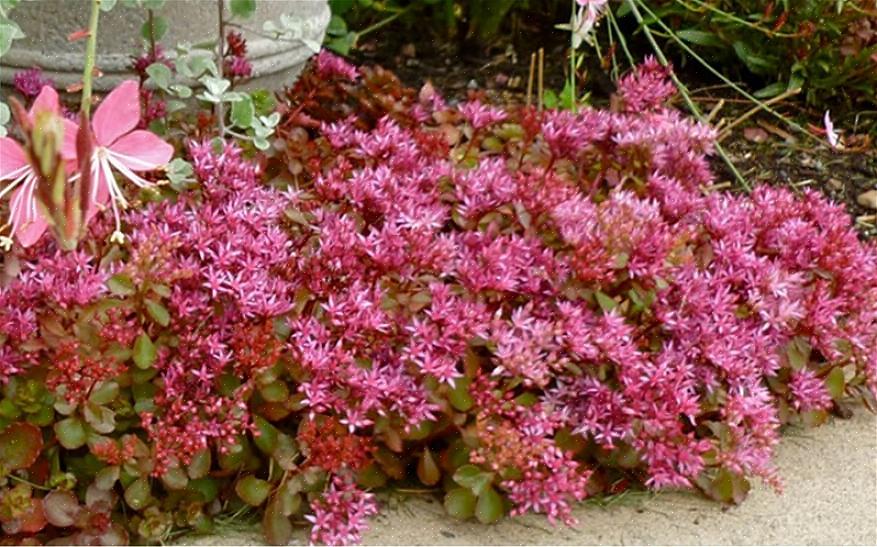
[[827, 178, 844, 191], [857, 190, 877, 210]]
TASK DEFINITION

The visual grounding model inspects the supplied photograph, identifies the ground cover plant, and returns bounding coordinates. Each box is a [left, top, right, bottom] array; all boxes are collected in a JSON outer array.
[[1, 7, 877, 544]]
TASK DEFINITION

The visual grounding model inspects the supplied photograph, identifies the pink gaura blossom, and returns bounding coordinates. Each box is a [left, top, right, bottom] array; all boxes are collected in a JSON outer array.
[[0, 86, 78, 250], [86, 79, 174, 242], [823, 110, 841, 149]]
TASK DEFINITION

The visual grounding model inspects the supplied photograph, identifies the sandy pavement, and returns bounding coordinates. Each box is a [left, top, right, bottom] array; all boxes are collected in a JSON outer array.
[[178, 410, 877, 545]]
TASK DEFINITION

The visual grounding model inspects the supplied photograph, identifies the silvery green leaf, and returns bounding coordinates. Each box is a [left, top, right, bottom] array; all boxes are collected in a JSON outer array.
[[0, 21, 23, 56], [166, 99, 187, 112], [197, 92, 222, 104], [202, 76, 230, 96], [188, 55, 218, 78], [170, 84, 192, 98], [263, 19, 278, 33], [146, 62, 172, 90], [253, 123, 273, 138], [231, 96, 254, 129], [253, 136, 270, 150], [0, 101, 9, 125], [260, 112, 281, 127], [222, 91, 246, 103], [99, 0, 117, 11]]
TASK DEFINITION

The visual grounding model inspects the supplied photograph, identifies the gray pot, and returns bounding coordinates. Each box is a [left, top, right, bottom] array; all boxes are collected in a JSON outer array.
[[0, 0, 329, 91]]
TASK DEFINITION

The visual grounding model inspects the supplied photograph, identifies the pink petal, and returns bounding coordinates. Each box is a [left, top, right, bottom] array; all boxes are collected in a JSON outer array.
[[9, 183, 48, 248], [91, 80, 141, 146], [62, 119, 80, 163], [109, 130, 173, 171], [28, 86, 62, 118], [0, 137, 29, 179], [85, 161, 111, 223]]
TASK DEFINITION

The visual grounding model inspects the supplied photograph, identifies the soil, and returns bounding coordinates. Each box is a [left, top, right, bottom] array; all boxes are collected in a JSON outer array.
[[352, 29, 877, 238]]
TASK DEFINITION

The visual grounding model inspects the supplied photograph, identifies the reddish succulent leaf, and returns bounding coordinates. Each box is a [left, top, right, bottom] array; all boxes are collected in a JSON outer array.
[[42, 490, 81, 528], [0, 422, 44, 471], [17, 498, 48, 534]]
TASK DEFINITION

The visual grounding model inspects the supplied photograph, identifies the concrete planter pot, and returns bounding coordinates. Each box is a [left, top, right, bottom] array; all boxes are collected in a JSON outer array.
[[0, 0, 329, 91]]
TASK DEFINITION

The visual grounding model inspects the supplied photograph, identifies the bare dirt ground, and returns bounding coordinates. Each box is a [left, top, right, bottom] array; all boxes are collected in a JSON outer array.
[[352, 34, 877, 238]]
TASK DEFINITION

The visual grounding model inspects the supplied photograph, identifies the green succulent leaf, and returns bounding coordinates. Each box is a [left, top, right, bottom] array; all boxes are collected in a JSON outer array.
[[229, 0, 256, 19], [453, 464, 494, 496], [144, 299, 170, 327], [236, 475, 271, 506], [444, 487, 476, 520], [133, 333, 157, 369], [475, 485, 504, 524], [54, 417, 87, 449]]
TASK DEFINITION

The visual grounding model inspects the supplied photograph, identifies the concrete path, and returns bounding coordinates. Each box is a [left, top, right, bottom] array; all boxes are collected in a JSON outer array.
[[179, 410, 877, 545]]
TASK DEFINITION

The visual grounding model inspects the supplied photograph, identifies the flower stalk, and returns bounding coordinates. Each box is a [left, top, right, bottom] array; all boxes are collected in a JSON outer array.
[[80, 0, 102, 116]]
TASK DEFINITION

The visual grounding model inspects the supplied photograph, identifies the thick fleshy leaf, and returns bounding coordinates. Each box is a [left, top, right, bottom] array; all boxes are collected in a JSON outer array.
[[124, 477, 151, 510], [92, 80, 141, 146], [417, 447, 441, 486], [475, 485, 504, 524], [54, 416, 87, 449], [263, 496, 293, 546], [236, 475, 270, 506], [42, 491, 81, 527], [0, 136, 28, 178], [444, 487, 476, 520], [453, 464, 493, 496], [109, 130, 173, 171], [16, 498, 48, 533], [0, 422, 43, 470]]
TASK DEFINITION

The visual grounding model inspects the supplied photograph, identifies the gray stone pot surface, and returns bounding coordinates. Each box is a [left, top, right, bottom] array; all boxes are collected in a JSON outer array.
[[0, 0, 328, 91]]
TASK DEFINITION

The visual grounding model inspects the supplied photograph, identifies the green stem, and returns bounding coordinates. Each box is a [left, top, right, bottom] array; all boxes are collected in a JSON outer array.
[[80, 0, 102, 116], [624, 0, 750, 192], [216, 0, 225, 134], [607, 7, 635, 68], [147, 9, 157, 59], [356, 5, 412, 40], [569, 0, 577, 113], [675, 0, 798, 38]]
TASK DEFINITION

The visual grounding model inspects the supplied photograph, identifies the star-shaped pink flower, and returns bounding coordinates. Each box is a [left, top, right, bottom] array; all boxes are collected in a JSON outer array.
[[0, 86, 78, 250], [86, 80, 174, 241]]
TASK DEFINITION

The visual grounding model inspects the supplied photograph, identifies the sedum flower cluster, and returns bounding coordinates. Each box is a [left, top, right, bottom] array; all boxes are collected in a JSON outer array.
[[0, 53, 875, 545]]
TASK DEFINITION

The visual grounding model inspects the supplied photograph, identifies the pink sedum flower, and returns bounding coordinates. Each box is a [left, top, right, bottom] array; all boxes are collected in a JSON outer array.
[[86, 80, 174, 242], [12, 67, 54, 99], [0, 86, 78, 250], [306, 476, 378, 545]]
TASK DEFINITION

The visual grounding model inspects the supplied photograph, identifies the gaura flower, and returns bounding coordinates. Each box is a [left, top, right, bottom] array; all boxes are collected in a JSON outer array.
[[0, 86, 78, 250], [823, 110, 842, 149], [569, 0, 608, 48], [86, 80, 174, 243]]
